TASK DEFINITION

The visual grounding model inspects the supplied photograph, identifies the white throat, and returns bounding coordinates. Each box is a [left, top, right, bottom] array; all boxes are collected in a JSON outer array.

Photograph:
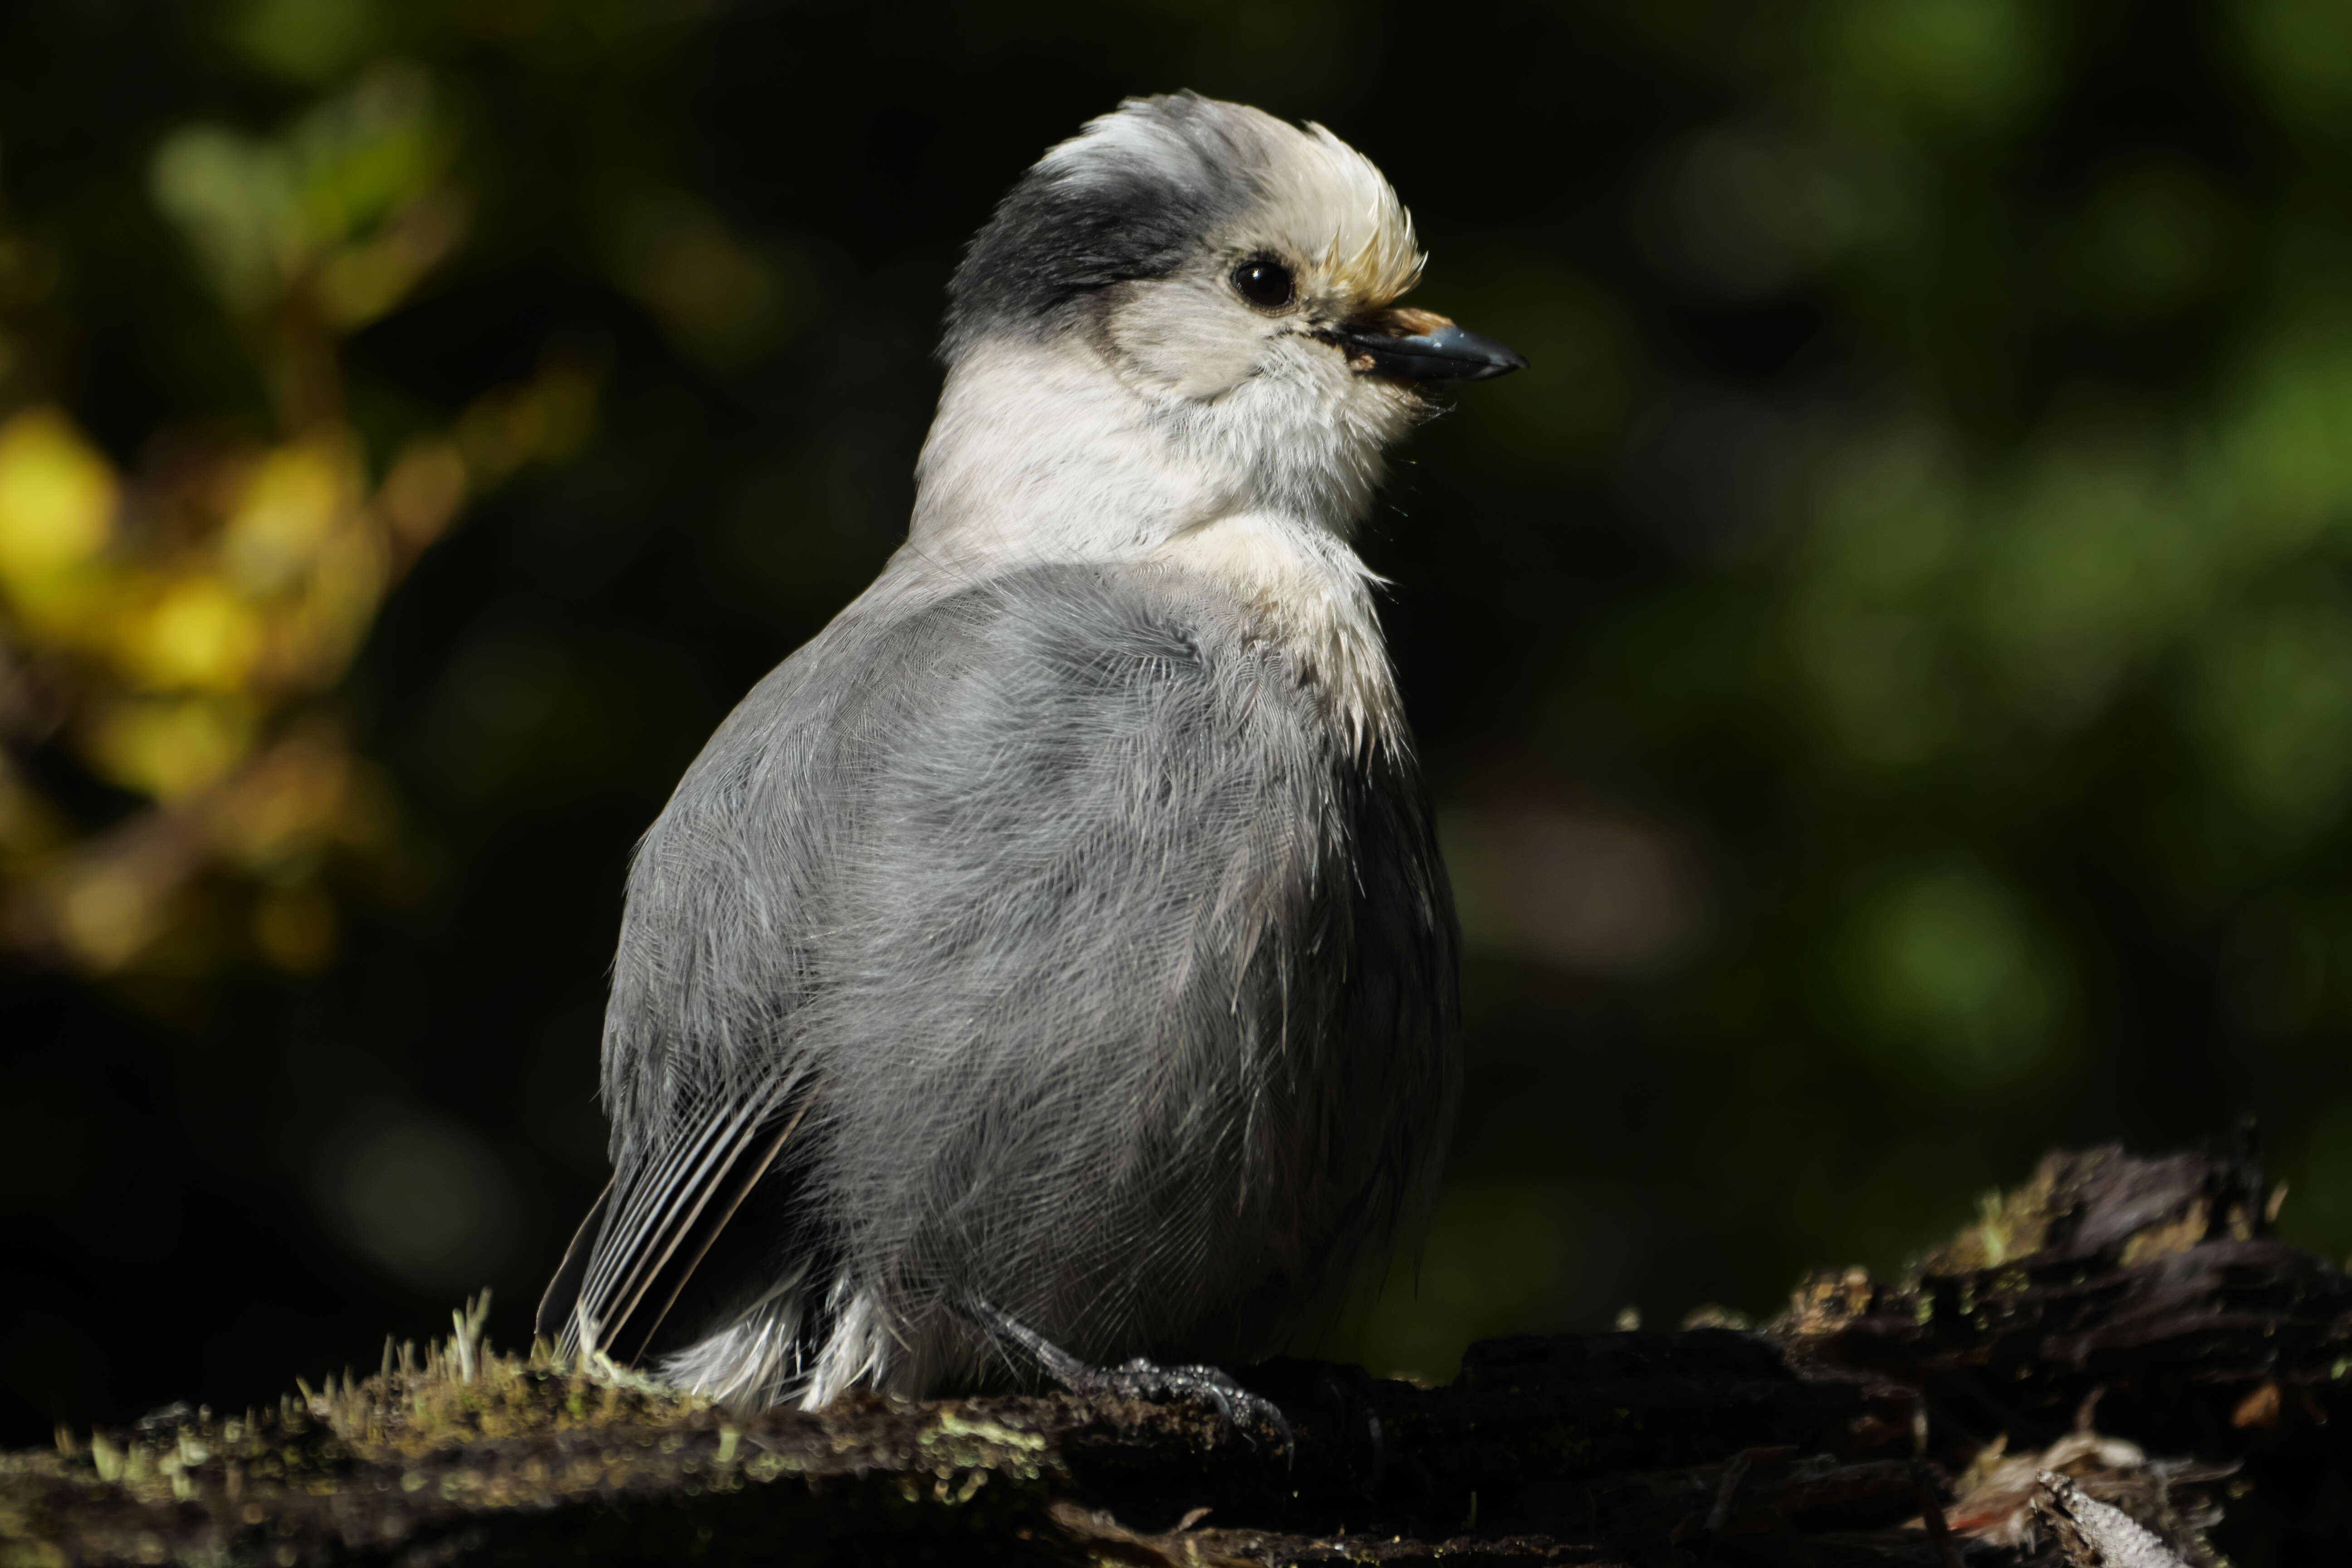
[[909, 334, 1408, 753]]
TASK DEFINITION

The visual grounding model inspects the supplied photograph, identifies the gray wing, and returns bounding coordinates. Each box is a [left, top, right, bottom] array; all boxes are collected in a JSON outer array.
[[536, 562, 915, 1360], [541, 559, 1456, 1374]]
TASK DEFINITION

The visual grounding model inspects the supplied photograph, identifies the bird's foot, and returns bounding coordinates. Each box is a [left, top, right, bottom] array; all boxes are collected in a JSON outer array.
[[959, 1292, 1293, 1458], [1061, 1355, 1294, 1456]]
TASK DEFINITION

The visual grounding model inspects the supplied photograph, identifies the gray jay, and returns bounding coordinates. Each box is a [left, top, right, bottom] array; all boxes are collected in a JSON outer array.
[[537, 92, 1522, 1419]]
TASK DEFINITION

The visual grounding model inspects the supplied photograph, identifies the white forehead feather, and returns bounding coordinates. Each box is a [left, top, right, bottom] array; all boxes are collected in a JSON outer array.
[[1041, 95, 1425, 307], [1250, 117, 1424, 304]]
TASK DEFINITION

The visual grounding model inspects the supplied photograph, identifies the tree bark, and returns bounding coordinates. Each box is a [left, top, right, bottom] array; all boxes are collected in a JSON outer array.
[[5, 1140, 2346, 1566]]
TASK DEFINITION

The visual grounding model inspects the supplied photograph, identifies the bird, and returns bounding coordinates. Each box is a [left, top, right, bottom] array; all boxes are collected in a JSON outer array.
[[536, 91, 1523, 1421]]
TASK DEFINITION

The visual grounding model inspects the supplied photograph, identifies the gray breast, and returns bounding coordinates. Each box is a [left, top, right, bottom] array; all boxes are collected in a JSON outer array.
[[582, 556, 1460, 1390]]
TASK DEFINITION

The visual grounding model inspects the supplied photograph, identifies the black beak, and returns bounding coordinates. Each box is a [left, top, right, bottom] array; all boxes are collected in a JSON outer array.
[[1324, 317, 1527, 383]]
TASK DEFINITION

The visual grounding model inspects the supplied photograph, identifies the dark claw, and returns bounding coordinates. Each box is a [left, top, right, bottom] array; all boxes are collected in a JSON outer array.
[[1070, 1356, 1294, 1461], [957, 1291, 1294, 1462]]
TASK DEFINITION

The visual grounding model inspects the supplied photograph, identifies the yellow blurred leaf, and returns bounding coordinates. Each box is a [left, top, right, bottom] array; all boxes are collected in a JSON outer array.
[[284, 524, 387, 686], [314, 189, 466, 329], [0, 407, 118, 593], [377, 436, 468, 551], [83, 697, 258, 800], [456, 361, 598, 480], [224, 436, 351, 591], [58, 861, 163, 972], [123, 576, 268, 691], [210, 734, 352, 868]]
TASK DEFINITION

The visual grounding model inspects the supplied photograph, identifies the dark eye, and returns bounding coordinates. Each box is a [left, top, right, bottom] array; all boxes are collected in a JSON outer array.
[[1231, 256, 1295, 310]]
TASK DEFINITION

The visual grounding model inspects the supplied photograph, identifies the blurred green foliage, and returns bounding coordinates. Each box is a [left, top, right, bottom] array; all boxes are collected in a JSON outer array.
[[5, 0, 2352, 1438]]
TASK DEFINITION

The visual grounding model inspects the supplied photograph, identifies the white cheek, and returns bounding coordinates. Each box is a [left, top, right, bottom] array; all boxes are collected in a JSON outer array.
[[1104, 280, 1275, 398]]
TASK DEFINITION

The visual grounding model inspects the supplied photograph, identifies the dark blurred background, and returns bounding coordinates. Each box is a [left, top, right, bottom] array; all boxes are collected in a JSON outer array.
[[7, 0, 2352, 1446]]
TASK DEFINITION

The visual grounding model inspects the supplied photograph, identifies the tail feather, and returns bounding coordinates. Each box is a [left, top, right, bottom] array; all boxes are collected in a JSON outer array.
[[621, 1099, 812, 1363], [539, 1084, 813, 1376], [534, 1176, 612, 1346]]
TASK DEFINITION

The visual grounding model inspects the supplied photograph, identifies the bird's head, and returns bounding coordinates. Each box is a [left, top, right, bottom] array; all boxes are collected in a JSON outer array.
[[923, 93, 1521, 550]]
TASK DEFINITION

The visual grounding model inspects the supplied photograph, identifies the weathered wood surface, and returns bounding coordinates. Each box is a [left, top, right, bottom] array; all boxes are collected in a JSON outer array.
[[5, 1142, 2346, 1566]]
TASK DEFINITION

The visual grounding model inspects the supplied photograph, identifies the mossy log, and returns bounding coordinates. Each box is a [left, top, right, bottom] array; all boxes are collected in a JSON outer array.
[[5, 1142, 2347, 1566]]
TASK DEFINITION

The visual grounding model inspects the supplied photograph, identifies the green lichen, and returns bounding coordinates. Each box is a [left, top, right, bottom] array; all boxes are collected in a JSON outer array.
[[915, 1409, 1048, 1479]]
